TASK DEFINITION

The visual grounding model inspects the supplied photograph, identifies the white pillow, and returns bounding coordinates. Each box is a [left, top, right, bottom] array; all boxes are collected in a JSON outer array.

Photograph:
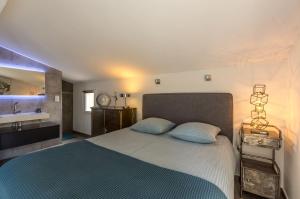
[[169, 122, 221, 143], [130, 117, 175, 134]]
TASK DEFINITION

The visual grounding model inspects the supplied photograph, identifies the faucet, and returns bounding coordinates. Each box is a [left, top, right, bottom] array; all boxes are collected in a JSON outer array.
[[12, 102, 22, 130], [13, 102, 21, 114]]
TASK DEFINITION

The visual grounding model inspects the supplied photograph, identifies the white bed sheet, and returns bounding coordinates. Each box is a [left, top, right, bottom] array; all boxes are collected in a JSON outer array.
[[87, 128, 235, 199]]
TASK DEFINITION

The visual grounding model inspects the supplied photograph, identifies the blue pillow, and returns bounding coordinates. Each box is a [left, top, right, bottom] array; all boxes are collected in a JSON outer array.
[[130, 117, 175, 134], [169, 122, 221, 144]]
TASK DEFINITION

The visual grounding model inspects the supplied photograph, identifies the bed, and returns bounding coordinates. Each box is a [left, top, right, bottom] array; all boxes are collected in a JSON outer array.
[[0, 93, 235, 199]]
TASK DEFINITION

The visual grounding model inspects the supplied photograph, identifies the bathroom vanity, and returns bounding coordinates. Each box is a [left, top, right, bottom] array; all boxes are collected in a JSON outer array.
[[0, 112, 50, 124], [0, 111, 58, 150], [0, 65, 60, 154], [0, 122, 59, 150]]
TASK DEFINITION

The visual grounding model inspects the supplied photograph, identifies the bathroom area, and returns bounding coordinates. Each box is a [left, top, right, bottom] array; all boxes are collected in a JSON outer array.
[[0, 46, 62, 164]]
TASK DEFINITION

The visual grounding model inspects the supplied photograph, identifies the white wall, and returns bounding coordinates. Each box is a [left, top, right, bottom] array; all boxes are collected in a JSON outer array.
[[284, 39, 300, 199], [74, 61, 289, 181]]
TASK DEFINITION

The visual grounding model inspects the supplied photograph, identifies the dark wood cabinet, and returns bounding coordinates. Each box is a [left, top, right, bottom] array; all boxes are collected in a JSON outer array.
[[0, 122, 60, 150], [91, 107, 137, 136]]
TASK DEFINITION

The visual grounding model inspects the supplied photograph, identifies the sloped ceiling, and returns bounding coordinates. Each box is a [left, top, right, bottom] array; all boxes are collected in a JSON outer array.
[[0, 0, 300, 82]]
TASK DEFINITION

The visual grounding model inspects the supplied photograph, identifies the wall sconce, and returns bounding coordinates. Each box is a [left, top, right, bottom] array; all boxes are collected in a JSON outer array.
[[155, 79, 160, 85], [204, 74, 212, 81], [119, 93, 131, 108], [250, 84, 269, 132]]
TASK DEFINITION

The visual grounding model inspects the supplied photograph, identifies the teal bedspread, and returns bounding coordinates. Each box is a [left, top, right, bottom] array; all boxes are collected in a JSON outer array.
[[0, 141, 227, 199]]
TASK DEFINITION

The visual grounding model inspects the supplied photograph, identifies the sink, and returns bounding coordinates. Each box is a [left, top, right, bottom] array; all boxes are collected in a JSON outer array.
[[0, 112, 50, 124]]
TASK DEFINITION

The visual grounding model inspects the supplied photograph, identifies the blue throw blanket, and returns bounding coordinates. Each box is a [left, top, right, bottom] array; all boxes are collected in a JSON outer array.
[[0, 141, 227, 199]]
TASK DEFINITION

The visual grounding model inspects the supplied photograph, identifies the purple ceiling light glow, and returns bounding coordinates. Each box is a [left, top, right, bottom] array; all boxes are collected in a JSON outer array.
[[0, 63, 45, 73], [0, 45, 50, 70], [0, 95, 46, 100]]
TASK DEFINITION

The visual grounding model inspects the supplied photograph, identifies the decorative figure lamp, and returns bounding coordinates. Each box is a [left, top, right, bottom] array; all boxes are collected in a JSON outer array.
[[0, 80, 10, 95], [120, 93, 130, 108], [112, 91, 118, 107], [250, 84, 269, 132]]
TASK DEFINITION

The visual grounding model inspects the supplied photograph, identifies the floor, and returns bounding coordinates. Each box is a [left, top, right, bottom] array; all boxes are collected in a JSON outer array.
[[234, 176, 285, 199], [0, 158, 11, 166], [0, 170, 284, 198], [62, 131, 89, 144], [0, 132, 89, 167]]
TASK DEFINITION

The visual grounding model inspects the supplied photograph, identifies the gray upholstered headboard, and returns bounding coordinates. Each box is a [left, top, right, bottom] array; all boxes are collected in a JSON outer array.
[[142, 93, 233, 142]]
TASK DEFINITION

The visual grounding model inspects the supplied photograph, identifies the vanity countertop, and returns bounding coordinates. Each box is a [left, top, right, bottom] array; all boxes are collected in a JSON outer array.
[[0, 112, 50, 124]]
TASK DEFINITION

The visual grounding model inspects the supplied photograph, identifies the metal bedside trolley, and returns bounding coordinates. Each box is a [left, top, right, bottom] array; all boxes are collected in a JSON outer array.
[[239, 123, 282, 199]]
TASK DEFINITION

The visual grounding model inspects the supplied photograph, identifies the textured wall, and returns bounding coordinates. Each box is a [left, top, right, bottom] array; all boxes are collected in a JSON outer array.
[[284, 39, 300, 199], [0, 46, 62, 159], [45, 68, 62, 134]]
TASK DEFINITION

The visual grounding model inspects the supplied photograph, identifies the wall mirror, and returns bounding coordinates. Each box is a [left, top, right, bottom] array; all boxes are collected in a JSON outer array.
[[0, 66, 45, 96]]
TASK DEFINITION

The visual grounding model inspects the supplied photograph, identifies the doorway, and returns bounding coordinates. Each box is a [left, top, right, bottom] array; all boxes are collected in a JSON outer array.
[[62, 80, 74, 140]]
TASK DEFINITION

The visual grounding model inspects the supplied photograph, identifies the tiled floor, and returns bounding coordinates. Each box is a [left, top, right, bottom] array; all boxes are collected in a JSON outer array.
[[62, 136, 85, 144], [62, 132, 89, 144], [1, 132, 89, 166]]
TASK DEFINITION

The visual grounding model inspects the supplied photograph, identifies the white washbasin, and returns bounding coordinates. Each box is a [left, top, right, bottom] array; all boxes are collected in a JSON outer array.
[[0, 112, 50, 124]]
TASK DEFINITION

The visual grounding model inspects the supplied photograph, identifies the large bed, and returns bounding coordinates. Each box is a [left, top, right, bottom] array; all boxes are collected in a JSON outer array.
[[0, 93, 235, 199]]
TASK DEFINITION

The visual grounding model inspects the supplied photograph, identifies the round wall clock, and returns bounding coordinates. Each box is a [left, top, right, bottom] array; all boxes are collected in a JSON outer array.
[[96, 93, 111, 107]]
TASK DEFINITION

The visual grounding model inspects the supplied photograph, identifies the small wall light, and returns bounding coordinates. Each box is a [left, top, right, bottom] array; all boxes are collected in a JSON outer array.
[[250, 84, 269, 131], [155, 79, 161, 85], [204, 74, 212, 81]]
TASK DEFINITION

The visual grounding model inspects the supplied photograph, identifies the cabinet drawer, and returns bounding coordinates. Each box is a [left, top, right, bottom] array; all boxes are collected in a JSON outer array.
[[243, 135, 280, 148], [0, 124, 59, 150], [105, 110, 121, 132], [243, 168, 278, 199], [91, 109, 105, 136]]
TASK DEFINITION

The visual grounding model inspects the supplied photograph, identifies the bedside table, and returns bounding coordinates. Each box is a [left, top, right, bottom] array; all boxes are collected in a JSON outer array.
[[239, 123, 282, 199]]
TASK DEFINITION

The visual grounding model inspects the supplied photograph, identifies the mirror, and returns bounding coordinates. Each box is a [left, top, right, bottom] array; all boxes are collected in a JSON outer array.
[[0, 67, 45, 96]]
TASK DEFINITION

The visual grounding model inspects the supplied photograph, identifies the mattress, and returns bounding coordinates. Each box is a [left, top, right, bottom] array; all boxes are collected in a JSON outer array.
[[88, 128, 236, 199]]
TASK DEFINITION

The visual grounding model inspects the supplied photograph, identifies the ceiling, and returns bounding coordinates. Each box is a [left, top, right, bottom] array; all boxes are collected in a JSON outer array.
[[0, 0, 300, 82]]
